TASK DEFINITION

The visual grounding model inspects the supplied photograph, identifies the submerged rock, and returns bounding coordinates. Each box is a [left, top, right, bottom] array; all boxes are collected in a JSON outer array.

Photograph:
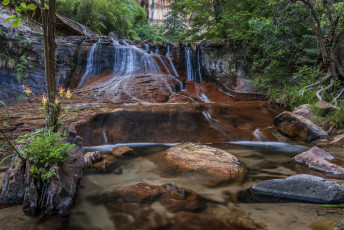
[[99, 182, 262, 230], [251, 174, 344, 204], [273, 111, 327, 142], [294, 146, 344, 177], [164, 143, 246, 181], [111, 146, 134, 157]]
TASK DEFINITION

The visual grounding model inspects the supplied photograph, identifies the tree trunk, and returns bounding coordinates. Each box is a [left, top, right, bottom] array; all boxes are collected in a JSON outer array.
[[41, 0, 59, 130]]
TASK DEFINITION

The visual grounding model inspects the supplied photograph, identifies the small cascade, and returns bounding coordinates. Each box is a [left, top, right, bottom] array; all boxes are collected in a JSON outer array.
[[184, 45, 203, 83], [103, 131, 108, 144], [198, 92, 212, 103], [196, 44, 203, 83], [155, 47, 159, 55], [78, 38, 102, 87], [166, 44, 180, 78], [145, 44, 150, 51]]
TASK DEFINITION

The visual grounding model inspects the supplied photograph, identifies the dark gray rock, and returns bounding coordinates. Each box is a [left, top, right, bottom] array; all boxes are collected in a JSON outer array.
[[251, 174, 344, 204], [0, 128, 84, 216], [273, 111, 327, 142], [0, 159, 25, 203]]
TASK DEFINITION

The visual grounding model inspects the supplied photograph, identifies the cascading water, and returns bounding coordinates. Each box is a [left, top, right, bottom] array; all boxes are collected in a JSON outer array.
[[82, 38, 186, 102], [184, 45, 203, 83], [185, 47, 195, 81], [166, 44, 180, 78], [78, 38, 102, 87], [196, 44, 203, 83]]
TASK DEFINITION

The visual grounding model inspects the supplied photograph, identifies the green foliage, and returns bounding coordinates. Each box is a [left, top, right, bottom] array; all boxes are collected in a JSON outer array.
[[0, 100, 9, 121], [16, 129, 75, 181], [2, 0, 37, 27], [262, 66, 323, 109], [327, 107, 344, 129], [56, 0, 160, 41]]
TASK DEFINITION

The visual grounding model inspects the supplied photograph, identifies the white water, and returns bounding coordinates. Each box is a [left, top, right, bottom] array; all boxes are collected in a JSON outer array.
[[78, 38, 102, 87], [166, 44, 180, 78], [198, 92, 212, 103]]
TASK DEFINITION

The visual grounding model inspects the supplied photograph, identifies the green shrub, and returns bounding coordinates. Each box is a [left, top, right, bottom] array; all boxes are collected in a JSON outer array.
[[15, 129, 75, 181]]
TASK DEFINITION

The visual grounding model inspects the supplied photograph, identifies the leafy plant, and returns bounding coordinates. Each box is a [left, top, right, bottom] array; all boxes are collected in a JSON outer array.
[[15, 129, 75, 180]]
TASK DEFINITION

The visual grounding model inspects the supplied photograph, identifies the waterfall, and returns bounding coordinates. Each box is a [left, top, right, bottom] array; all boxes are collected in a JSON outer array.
[[184, 45, 203, 83], [78, 38, 102, 87], [150, 0, 155, 23], [196, 44, 203, 83], [78, 38, 191, 102], [166, 44, 180, 78], [184, 47, 195, 81]]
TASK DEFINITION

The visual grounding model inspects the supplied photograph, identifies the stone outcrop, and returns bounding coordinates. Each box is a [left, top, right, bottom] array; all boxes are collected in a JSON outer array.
[[164, 143, 246, 181], [273, 111, 327, 142], [294, 146, 344, 177], [0, 129, 84, 215], [251, 174, 344, 204]]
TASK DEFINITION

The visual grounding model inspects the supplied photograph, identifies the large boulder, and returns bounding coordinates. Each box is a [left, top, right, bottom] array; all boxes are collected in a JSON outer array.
[[0, 129, 84, 216], [273, 111, 327, 142], [251, 174, 344, 204], [294, 146, 344, 177], [164, 143, 246, 181]]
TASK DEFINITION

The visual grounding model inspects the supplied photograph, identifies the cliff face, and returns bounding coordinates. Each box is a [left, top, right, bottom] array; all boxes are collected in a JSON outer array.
[[137, 0, 171, 24]]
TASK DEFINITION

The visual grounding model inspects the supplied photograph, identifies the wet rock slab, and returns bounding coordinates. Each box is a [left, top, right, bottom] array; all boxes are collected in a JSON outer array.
[[251, 174, 344, 204], [273, 111, 327, 142], [164, 143, 246, 181], [294, 146, 344, 177]]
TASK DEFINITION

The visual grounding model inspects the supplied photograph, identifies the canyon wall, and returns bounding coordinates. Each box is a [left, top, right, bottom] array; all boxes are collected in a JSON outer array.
[[137, 0, 171, 24]]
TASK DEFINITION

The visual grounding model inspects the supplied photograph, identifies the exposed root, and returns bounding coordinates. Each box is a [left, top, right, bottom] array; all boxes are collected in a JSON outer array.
[[316, 77, 335, 101], [331, 88, 344, 106], [299, 73, 332, 95]]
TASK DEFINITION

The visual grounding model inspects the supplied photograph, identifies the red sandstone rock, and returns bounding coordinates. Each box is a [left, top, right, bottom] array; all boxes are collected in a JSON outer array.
[[112, 146, 134, 157], [294, 146, 344, 176], [164, 143, 246, 181]]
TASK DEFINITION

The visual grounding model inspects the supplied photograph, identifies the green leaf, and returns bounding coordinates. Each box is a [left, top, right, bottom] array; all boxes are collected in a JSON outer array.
[[15, 6, 22, 13], [11, 19, 21, 27], [30, 165, 35, 173], [2, 0, 10, 6], [27, 3, 37, 10], [20, 3, 26, 8], [4, 15, 16, 23]]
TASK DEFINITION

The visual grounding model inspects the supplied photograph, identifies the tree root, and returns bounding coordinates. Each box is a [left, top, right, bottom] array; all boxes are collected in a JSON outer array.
[[331, 88, 344, 106], [316, 77, 335, 101], [299, 73, 332, 95]]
